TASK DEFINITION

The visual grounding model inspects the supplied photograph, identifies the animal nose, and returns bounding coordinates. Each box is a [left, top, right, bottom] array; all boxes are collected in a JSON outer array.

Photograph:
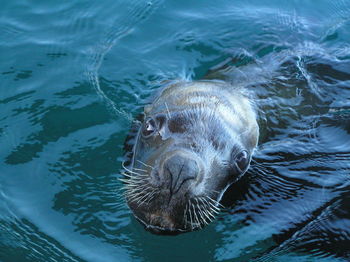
[[162, 154, 199, 194]]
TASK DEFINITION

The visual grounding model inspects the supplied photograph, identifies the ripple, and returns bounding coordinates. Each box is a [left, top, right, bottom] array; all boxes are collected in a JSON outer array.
[[86, 0, 163, 122]]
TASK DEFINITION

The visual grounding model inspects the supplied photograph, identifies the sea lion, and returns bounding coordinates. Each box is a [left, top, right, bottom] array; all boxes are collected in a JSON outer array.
[[122, 80, 259, 234]]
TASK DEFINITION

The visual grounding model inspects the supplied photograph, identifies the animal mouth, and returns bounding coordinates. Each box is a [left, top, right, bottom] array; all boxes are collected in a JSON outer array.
[[133, 213, 191, 235], [127, 194, 222, 235], [134, 213, 200, 235]]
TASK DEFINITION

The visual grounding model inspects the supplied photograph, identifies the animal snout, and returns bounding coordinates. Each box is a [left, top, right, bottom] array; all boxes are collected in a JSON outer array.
[[162, 154, 199, 194]]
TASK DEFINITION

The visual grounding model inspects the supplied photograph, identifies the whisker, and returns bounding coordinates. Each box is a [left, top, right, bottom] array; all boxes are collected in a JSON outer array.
[[188, 199, 194, 230], [128, 192, 145, 203], [199, 195, 210, 207], [194, 201, 205, 226], [144, 190, 158, 205], [127, 185, 153, 195], [118, 178, 131, 184], [207, 209, 216, 219], [120, 171, 134, 179], [122, 166, 144, 176], [198, 206, 210, 225], [126, 181, 149, 191], [120, 176, 146, 186], [136, 191, 154, 207], [195, 198, 211, 225], [191, 200, 201, 228], [119, 176, 145, 184], [136, 160, 154, 170], [133, 167, 148, 173], [183, 203, 188, 228], [206, 196, 223, 209], [126, 183, 158, 205], [122, 161, 147, 176], [199, 197, 218, 217], [126, 189, 144, 200], [203, 209, 213, 224], [165, 102, 171, 119], [201, 198, 214, 223]]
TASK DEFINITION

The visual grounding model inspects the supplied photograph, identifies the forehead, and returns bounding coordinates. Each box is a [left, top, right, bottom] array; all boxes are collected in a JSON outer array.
[[168, 113, 189, 133], [163, 111, 235, 148]]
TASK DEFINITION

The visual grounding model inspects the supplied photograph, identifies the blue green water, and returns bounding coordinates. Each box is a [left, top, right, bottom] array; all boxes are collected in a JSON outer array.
[[1, 0, 350, 261]]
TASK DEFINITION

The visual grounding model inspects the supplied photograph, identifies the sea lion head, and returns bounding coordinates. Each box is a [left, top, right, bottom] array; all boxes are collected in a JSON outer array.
[[123, 81, 258, 235]]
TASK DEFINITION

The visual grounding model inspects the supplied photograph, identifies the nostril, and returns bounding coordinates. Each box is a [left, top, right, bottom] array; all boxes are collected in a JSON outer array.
[[173, 175, 196, 194], [163, 155, 199, 194]]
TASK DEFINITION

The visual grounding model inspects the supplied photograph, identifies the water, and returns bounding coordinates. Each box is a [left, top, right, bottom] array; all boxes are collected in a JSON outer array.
[[1, 0, 350, 261]]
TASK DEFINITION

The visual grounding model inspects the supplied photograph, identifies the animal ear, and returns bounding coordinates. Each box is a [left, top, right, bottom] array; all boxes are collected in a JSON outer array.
[[235, 150, 249, 172]]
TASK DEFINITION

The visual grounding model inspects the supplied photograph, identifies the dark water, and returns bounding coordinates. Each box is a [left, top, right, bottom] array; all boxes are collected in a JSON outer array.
[[1, 0, 350, 261]]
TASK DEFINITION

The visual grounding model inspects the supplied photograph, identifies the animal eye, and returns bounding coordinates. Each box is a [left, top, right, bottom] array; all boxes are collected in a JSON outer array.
[[235, 150, 249, 172], [141, 118, 156, 138]]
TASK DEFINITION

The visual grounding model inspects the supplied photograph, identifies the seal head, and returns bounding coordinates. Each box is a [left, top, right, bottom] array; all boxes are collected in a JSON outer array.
[[123, 81, 259, 234]]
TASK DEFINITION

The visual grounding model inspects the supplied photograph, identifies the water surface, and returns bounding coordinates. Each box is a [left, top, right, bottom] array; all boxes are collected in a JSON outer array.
[[1, 0, 350, 261]]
